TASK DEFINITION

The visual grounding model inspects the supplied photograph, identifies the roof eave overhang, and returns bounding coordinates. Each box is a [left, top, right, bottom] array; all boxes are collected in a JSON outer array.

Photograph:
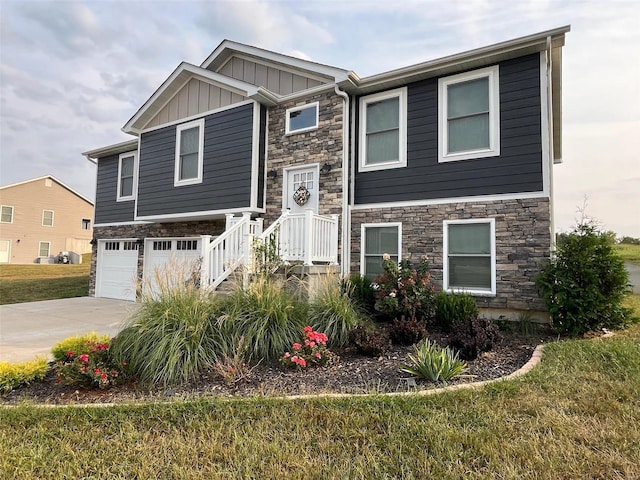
[[82, 139, 139, 162]]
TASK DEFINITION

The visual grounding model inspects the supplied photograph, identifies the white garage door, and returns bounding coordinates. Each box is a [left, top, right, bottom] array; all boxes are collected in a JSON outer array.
[[143, 238, 202, 296], [96, 240, 139, 301]]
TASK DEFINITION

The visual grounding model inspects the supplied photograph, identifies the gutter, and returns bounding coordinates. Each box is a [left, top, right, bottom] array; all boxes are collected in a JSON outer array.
[[334, 85, 350, 276]]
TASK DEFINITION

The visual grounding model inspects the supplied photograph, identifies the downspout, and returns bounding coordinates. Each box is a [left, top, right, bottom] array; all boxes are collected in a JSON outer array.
[[545, 35, 556, 252], [334, 85, 350, 276]]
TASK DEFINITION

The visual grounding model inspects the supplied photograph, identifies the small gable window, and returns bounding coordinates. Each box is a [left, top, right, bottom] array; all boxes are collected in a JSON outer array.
[[118, 152, 137, 201], [42, 210, 54, 227], [285, 102, 319, 134], [438, 66, 500, 162], [175, 119, 204, 186], [358, 88, 407, 172]]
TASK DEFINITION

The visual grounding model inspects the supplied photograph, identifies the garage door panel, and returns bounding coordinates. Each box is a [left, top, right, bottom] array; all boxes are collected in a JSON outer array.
[[97, 240, 138, 301], [143, 238, 201, 297]]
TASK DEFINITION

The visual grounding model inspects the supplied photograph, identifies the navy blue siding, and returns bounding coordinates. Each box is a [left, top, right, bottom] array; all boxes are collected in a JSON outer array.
[[94, 153, 135, 224], [136, 103, 254, 217], [355, 54, 543, 204]]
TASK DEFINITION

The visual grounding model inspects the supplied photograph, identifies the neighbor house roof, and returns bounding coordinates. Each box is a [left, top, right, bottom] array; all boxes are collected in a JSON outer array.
[[0, 175, 94, 206]]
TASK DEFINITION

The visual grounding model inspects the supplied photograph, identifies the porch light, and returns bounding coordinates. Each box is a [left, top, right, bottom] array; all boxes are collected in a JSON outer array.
[[320, 163, 332, 174], [267, 169, 278, 178]]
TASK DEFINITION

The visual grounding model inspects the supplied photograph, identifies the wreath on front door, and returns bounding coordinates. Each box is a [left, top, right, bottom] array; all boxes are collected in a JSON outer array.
[[293, 183, 311, 206]]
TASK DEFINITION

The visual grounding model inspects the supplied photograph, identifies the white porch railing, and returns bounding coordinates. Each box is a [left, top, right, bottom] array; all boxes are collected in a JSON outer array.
[[202, 210, 339, 290]]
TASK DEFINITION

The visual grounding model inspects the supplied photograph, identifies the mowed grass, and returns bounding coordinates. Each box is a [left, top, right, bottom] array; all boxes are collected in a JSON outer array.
[[614, 243, 640, 264], [0, 254, 91, 304], [1, 298, 639, 479]]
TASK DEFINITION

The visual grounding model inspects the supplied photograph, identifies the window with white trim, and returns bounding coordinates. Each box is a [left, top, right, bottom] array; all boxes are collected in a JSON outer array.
[[117, 152, 136, 201], [361, 223, 401, 279], [42, 210, 54, 227], [38, 241, 51, 258], [443, 219, 496, 295], [359, 87, 407, 172], [285, 102, 319, 134], [438, 66, 500, 163], [175, 119, 204, 186], [1, 205, 13, 223]]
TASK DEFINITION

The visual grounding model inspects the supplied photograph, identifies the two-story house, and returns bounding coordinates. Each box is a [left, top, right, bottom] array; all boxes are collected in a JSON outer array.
[[83, 26, 569, 318], [0, 175, 94, 264]]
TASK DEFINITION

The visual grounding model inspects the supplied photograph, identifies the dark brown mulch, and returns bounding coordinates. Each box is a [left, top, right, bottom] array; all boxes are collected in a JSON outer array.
[[1, 330, 549, 406]]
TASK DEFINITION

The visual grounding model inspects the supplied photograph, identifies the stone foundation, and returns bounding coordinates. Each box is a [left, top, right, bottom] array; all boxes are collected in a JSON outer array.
[[350, 197, 551, 312]]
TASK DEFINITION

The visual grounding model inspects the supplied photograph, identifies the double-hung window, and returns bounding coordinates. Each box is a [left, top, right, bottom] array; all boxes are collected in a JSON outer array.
[[443, 219, 496, 295], [175, 119, 204, 186], [42, 210, 54, 227], [117, 152, 136, 201], [1, 205, 13, 223], [439, 66, 500, 162], [38, 241, 50, 258], [286, 102, 319, 134], [361, 223, 402, 279], [359, 87, 407, 172]]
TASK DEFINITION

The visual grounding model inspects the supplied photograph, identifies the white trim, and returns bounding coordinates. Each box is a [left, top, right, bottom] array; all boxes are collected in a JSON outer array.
[[360, 222, 402, 278], [94, 221, 152, 227], [250, 102, 261, 209], [38, 241, 51, 258], [282, 163, 320, 214], [174, 118, 205, 187], [140, 99, 254, 134], [276, 83, 335, 102], [358, 87, 407, 172], [41, 210, 54, 227], [540, 50, 555, 251], [285, 101, 319, 135], [438, 65, 500, 163], [134, 207, 265, 222], [83, 139, 139, 161], [117, 151, 137, 202], [0, 205, 14, 224], [352, 191, 548, 211], [443, 218, 496, 296], [217, 53, 334, 85]]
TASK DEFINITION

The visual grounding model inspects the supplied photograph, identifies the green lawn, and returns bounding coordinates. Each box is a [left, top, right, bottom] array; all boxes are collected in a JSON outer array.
[[614, 243, 640, 264], [1, 298, 639, 479], [0, 254, 91, 304]]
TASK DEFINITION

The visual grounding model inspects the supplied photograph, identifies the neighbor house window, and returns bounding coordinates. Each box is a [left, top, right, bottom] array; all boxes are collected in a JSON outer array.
[[175, 119, 204, 186], [359, 87, 407, 172], [117, 152, 136, 201], [438, 65, 500, 162], [285, 102, 319, 134], [38, 241, 51, 258], [443, 219, 496, 295], [42, 210, 54, 227], [82, 218, 91, 230], [361, 223, 401, 279], [1, 205, 13, 223]]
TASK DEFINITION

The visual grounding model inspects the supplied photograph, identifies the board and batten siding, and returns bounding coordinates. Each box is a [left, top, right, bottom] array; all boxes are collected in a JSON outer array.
[[136, 103, 255, 218], [95, 154, 135, 224], [354, 54, 543, 205]]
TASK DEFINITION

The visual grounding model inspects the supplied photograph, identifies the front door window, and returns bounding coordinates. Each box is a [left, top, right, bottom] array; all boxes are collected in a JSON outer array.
[[284, 167, 319, 214]]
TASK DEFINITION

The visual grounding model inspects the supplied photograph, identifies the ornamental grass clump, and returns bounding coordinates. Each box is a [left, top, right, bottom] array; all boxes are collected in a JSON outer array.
[[401, 339, 468, 382], [110, 260, 224, 386], [310, 274, 368, 348]]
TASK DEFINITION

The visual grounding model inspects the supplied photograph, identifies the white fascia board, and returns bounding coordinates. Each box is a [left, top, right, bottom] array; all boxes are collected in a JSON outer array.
[[201, 39, 349, 81], [350, 26, 570, 93], [82, 139, 139, 162], [135, 207, 265, 223]]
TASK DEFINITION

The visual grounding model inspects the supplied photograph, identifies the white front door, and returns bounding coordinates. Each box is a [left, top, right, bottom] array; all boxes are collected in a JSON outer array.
[[283, 165, 319, 214], [0, 240, 10, 263]]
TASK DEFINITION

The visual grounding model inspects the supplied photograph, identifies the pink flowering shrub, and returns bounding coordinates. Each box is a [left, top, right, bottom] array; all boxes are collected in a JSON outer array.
[[280, 326, 339, 370], [374, 256, 436, 322], [54, 339, 126, 389]]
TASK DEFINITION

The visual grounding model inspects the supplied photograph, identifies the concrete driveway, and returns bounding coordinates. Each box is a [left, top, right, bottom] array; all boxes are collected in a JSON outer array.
[[0, 297, 139, 363]]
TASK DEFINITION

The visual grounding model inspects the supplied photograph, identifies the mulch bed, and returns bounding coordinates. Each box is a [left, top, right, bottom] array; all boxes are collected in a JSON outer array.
[[1, 330, 549, 406]]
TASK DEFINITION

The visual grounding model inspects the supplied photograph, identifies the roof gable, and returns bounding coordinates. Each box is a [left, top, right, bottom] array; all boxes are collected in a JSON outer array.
[[0, 175, 94, 206]]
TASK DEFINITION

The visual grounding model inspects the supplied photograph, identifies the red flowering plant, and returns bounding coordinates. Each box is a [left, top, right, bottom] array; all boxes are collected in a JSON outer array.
[[54, 339, 126, 389], [280, 326, 339, 370], [374, 255, 437, 322]]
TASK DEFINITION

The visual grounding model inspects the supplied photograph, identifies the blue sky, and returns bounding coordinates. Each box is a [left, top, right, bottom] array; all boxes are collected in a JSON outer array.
[[1, 0, 639, 236]]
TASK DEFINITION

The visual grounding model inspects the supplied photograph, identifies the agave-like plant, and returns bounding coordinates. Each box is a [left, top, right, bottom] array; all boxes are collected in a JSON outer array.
[[400, 339, 468, 382]]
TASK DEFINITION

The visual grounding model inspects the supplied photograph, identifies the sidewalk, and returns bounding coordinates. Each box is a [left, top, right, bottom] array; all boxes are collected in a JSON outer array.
[[0, 297, 138, 362]]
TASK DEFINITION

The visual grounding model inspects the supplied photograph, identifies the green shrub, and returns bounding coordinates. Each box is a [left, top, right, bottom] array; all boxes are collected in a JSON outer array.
[[310, 275, 367, 348], [223, 275, 307, 362], [536, 222, 636, 336], [374, 257, 437, 322], [0, 357, 49, 394], [54, 338, 125, 389], [434, 291, 479, 332], [348, 325, 391, 357], [343, 273, 376, 314], [110, 274, 224, 386], [449, 316, 500, 360], [51, 332, 111, 362], [401, 339, 468, 382]]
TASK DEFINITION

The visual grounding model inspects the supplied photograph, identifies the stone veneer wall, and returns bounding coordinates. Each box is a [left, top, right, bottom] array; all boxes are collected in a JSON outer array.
[[263, 90, 345, 259], [350, 197, 551, 312], [89, 220, 224, 296]]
